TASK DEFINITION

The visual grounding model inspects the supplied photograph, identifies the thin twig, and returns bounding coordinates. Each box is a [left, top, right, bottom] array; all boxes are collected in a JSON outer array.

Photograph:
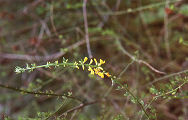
[[83, 0, 92, 58], [0, 83, 82, 102], [138, 60, 166, 75], [58, 100, 98, 118], [50, 4, 58, 36], [115, 0, 122, 11], [164, 0, 171, 59], [46, 99, 71, 120], [146, 69, 188, 86], [0, 37, 112, 62], [0, 40, 85, 61], [118, 60, 135, 78], [23, 0, 45, 14], [139, 13, 159, 56], [114, 80, 150, 119], [145, 80, 188, 114], [102, 0, 181, 16], [116, 39, 166, 75]]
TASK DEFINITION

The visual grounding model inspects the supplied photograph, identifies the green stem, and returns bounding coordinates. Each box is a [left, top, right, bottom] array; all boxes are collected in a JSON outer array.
[[0, 83, 82, 103], [154, 81, 187, 99], [145, 80, 188, 111], [114, 80, 150, 120]]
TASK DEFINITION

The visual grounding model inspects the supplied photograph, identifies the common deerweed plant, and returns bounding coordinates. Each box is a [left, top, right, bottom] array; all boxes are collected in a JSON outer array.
[[1, 0, 188, 119], [15, 57, 153, 119]]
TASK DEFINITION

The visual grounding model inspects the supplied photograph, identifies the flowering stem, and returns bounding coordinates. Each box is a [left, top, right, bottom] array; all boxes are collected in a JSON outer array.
[[15, 57, 110, 79], [16, 62, 97, 74]]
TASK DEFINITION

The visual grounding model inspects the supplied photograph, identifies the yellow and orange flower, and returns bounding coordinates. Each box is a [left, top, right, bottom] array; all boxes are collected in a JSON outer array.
[[105, 72, 111, 77]]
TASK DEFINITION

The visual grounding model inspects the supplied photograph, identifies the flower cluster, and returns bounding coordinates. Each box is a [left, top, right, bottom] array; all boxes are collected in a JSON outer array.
[[84, 57, 111, 78], [15, 57, 111, 79]]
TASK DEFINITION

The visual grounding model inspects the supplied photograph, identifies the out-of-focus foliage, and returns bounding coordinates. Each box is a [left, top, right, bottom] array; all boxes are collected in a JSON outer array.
[[0, 0, 188, 120]]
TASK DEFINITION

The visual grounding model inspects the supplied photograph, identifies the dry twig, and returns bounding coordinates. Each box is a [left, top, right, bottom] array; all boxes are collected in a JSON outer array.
[[83, 0, 93, 58], [116, 39, 166, 75]]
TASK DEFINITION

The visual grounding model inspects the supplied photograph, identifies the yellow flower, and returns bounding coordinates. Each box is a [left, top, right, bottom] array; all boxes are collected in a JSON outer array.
[[83, 57, 88, 63], [94, 68, 100, 74], [97, 67, 103, 71], [88, 66, 94, 75], [89, 59, 93, 65], [98, 72, 104, 78], [99, 59, 105, 66], [83, 57, 107, 78], [76, 66, 79, 69], [74, 62, 79, 69], [105, 72, 111, 77], [94, 58, 98, 65]]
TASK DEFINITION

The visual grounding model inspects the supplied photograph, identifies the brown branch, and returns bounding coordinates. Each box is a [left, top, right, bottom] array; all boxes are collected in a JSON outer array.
[[50, 4, 58, 36], [83, 0, 93, 58], [23, 0, 45, 14], [116, 39, 166, 75], [164, 0, 171, 59], [0, 36, 112, 62], [0, 40, 85, 62], [138, 60, 166, 75]]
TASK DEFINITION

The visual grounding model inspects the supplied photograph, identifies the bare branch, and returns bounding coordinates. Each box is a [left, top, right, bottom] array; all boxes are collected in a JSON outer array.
[[164, 0, 171, 59], [116, 39, 166, 75], [83, 0, 93, 58], [0, 40, 85, 62]]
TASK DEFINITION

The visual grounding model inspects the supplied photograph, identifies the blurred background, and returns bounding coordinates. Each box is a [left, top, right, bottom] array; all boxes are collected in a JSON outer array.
[[0, 0, 188, 119]]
